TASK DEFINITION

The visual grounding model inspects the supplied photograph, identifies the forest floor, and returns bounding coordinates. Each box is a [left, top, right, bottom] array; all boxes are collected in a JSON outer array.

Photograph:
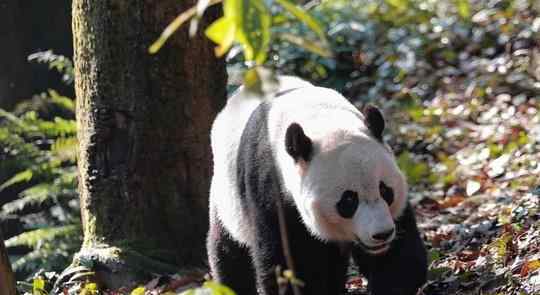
[[100, 94, 539, 295], [346, 85, 540, 294]]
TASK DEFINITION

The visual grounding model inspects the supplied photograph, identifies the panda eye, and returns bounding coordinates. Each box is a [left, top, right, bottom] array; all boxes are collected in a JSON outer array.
[[336, 190, 359, 219], [379, 181, 394, 205]]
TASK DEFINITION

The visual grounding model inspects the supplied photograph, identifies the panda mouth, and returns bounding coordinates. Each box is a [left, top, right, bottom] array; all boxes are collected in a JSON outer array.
[[355, 240, 390, 254]]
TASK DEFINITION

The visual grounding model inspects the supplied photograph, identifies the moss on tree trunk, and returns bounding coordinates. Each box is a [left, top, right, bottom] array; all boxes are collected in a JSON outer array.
[[72, 0, 226, 288]]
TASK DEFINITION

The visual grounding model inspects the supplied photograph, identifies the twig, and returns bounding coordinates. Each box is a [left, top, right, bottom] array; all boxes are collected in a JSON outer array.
[[275, 195, 302, 295]]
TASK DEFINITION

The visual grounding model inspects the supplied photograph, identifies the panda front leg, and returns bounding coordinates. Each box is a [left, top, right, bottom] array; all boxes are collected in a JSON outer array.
[[250, 206, 349, 295], [207, 210, 257, 295], [352, 205, 427, 295], [249, 211, 287, 295]]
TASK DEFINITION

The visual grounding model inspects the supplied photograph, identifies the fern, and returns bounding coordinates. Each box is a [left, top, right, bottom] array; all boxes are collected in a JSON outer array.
[[5, 225, 80, 248], [0, 170, 33, 191], [0, 53, 80, 277], [48, 90, 75, 112], [27, 50, 74, 85], [2, 183, 59, 214], [10, 238, 81, 274], [6, 226, 82, 275], [50, 137, 78, 162]]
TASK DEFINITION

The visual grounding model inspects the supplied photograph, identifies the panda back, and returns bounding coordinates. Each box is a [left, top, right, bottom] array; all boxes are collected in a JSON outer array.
[[210, 76, 313, 244]]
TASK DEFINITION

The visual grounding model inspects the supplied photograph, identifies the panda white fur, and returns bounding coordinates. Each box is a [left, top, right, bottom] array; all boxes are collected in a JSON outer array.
[[207, 76, 427, 295]]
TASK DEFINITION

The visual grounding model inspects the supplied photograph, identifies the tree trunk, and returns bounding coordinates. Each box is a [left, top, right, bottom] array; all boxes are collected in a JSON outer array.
[[0, 228, 16, 295], [72, 0, 226, 288]]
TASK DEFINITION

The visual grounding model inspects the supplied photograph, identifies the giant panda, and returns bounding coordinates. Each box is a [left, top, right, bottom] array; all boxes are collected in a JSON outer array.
[[207, 76, 427, 295]]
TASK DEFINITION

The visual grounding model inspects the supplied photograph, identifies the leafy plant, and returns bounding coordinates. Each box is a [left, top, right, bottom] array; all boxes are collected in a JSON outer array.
[[150, 0, 332, 91], [0, 52, 81, 278]]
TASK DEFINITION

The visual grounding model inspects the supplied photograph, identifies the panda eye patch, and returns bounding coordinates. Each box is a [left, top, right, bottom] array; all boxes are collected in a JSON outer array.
[[379, 182, 394, 205], [336, 190, 359, 219]]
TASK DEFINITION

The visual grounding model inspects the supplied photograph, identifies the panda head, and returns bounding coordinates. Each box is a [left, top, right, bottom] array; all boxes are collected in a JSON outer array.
[[284, 105, 407, 255]]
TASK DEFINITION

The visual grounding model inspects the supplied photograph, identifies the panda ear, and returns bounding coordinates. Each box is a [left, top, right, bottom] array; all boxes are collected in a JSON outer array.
[[285, 123, 313, 162], [363, 104, 385, 141]]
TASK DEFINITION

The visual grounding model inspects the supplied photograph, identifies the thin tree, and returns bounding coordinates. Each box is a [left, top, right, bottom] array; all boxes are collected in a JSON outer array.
[[71, 0, 226, 288], [0, 228, 16, 295]]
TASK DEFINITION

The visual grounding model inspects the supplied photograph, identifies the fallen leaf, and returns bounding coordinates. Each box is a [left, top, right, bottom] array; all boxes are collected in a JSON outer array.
[[487, 154, 511, 178], [439, 195, 465, 209], [466, 180, 481, 196], [520, 259, 540, 277], [458, 250, 480, 262]]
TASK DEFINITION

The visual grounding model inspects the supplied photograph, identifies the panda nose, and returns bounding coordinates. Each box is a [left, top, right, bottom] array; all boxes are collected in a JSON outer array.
[[372, 228, 395, 242]]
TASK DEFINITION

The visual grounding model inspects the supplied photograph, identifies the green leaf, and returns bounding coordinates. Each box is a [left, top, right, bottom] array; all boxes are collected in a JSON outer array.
[[149, 7, 197, 54], [0, 108, 27, 128], [48, 90, 75, 112], [397, 152, 430, 185], [494, 232, 512, 259], [130, 286, 145, 295], [428, 249, 442, 264], [455, 0, 471, 19], [51, 137, 78, 162], [226, 0, 271, 64], [276, 32, 332, 58], [5, 225, 80, 248], [243, 67, 263, 94], [36, 117, 76, 137], [283, 269, 305, 287], [33, 277, 46, 295], [385, 0, 409, 11], [203, 281, 236, 295], [2, 183, 55, 214], [149, 0, 222, 53], [0, 169, 33, 191], [427, 267, 452, 281], [274, 0, 328, 44], [81, 283, 99, 295], [205, 16, 237, 57]]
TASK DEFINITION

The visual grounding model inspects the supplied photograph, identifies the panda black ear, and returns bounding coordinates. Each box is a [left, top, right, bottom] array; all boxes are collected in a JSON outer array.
[[363, 104, 385, 141], [285, 123, 313, 162]]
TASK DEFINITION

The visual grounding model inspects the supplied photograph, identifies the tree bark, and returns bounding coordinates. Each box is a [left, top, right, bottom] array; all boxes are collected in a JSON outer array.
[[0, 228, 16, 295], [72, 0, 226, 288]]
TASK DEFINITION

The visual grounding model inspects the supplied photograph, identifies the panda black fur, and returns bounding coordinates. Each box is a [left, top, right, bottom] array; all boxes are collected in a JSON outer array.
[[207, 76, 427, 295]]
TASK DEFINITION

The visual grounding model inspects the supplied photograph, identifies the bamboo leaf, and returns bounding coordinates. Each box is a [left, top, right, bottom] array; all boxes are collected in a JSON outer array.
[[225, 0, 271, 64], [274, 0, 328, 43], [242, 0, 271, 64], [205, 16, 237, 57], [149, 0, 223, 54], [189, 0, 213, 36], [243, 67, 262, 93], [149, 6, 198, 54], [276, 32, 333, 58]]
